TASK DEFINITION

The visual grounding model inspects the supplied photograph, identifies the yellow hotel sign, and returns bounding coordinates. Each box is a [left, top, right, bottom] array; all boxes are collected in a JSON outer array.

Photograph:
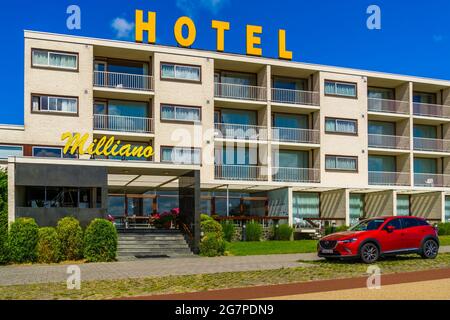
[[135, 10, 293, 60], [61, 132, 154, 159]]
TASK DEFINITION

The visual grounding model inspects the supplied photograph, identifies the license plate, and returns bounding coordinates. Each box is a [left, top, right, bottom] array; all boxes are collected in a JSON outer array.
[[322, 249, 334, 254]]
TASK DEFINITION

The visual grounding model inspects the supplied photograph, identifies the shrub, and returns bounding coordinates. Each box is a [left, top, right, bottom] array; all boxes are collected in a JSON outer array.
[[8, 218, 39, 263], [245, 221, 262, 242], [83, 219, 117, 262], [199, 232, 226, 257], [221, 222, 236, 242], [0, 172, 8, 264], [56, 217, 83, 261], [273, 224, 294, 241], [437, 223, 450, 236], [37, 227, 61, 264], [325, 225, 349, 235], [201, 214, 213, 222], [201, 217, 223, 238]]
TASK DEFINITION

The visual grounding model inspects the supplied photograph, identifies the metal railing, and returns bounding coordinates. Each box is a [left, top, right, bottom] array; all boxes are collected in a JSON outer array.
[[93, 114, 154, 134], [214, 82, 267, 101], [369, 171, 410, 186], [414, 173, 450, 187], [94, 71, 154, 91], [368, 98, 409, 114], [214, 123, 268, 140], [368, 134, 410, 150], [272, 127, 320, 144], [272, 167, 320, 183], [414, 137, 450, 153], [215, 165, 267, 181], [271, 88, 320, 106], [413, 102, 450, 119]]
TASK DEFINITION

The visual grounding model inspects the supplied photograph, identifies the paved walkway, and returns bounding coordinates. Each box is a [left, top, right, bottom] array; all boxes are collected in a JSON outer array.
[[1, 247, 448, 287]]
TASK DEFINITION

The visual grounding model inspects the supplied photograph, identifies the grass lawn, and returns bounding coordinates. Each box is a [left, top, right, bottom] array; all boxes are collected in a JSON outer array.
[[226, 236, 450, 256], [1, 254, 450, 300], [226, 240, 317, 256]]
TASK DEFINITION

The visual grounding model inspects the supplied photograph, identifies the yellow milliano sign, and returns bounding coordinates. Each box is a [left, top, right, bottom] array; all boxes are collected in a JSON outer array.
[[135, 10, 293, 60], [61, 132, 154, 159]]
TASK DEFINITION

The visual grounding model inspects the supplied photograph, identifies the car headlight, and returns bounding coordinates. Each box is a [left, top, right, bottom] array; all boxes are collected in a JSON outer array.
[[338, 238, 358, 244]]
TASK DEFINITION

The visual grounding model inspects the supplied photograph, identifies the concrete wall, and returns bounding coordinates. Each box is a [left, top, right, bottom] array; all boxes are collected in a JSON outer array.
[[364, 190, 394, 218], [411, 192, 444, 221], [320, 189, 347, 222]]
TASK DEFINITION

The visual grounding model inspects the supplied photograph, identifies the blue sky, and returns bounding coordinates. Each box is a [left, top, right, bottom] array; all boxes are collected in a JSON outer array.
[[1, 0, 450, 124]]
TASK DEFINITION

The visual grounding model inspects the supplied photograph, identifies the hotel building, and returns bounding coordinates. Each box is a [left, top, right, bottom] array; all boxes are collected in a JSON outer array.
[[1, 31, 450, 251]]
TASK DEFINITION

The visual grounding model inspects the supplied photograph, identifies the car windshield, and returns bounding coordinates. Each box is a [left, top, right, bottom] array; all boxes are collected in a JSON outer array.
[[349, 219, 386, 231]]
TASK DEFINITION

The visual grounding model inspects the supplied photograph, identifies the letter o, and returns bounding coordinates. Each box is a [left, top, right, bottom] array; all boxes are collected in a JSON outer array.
[[174, 16, 196, 47]]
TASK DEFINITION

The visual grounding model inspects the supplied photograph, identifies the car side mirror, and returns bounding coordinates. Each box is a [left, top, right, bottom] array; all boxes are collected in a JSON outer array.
[[386, 225, 395, 233]]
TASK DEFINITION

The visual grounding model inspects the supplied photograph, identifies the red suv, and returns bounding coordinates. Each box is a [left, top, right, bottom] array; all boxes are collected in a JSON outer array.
[[318, 216, 439, 263]]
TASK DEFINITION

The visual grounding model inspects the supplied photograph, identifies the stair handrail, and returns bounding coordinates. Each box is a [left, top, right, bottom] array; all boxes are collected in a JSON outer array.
[[180, 221, 194, 241]]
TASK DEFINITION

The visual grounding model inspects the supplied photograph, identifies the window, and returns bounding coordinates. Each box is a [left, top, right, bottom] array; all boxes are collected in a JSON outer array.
[[161, 63, 201, 82], [32, 95, 78, 114], [384, 218, 402, 230], [32, 146, 77, 159], [32, 49, 77, 70], [161, 147, 201, 165], [325, 80, 357, 97], [325, 118, 357, 134], [161, 105, 201, 122], [368, 87, 395, 100], [369, 155, 396, 172], [293, 193, 320, 219], [368, 121, 395, 136], [325, 155, 358, 171], [413, 92, 437, 104], [401, 218, 419, 229], [397, 195, 410, 216], [0, 145, 23, 159], [26, 186, 95, 208]]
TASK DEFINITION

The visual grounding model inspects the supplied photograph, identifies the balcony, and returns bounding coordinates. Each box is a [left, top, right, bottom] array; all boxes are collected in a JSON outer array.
[[413, 102, 450, 119], [214, 83, 267, 101], [414, 137, 450, 153], [215, 165, 267, 181], [93, 114, 154, 134], [272, 167, 320, 183], [271, 88, 319, 106], [414, 173, 450, 187], [368, 134, 410, 150], [272, 127, 320, 144], [94, 71, 154, 91], [369, 171, 410, 186], [214, 123, 267, 141], [368, 98, 409, 115]]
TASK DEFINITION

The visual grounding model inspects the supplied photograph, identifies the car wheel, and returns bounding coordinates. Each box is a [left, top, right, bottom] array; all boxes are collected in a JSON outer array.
[[360, 243, 379, 264], [420, 239, 439, 259]]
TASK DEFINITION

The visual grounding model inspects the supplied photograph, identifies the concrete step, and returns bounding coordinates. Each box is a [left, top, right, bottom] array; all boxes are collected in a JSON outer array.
[[117, 249, 193, 256], [118, 236, 186, 241], [118, 245, 191, 250]]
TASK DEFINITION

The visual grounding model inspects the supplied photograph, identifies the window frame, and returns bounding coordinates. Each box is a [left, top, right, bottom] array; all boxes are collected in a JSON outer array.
[[0, 144, 24, 159], [32, 146, 63, 158], [324, 80, 358, 98], [160, 146, 202, 165], [160, 62, 202, 83], [31, 48, 79, 71], [31, 94, 79, 116], [325, 155, 359, 172], [325, 117, 358, 135], [160, 104, 202, 123]]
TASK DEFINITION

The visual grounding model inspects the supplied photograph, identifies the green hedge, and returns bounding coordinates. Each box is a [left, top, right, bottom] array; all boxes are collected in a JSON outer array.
[[57, 217, 84, 261], [325, 225, 349, 235], [37, 227, 62, 264], [199, 232, 226, 257], [245, 221, 262, 242], [8, 218, 39, 263], [83, 219, 117, 262], [437, 223, 450, 236], [0, 171, 8, 264], [273, 224, 294, 241], [221, 222, 236, 242]]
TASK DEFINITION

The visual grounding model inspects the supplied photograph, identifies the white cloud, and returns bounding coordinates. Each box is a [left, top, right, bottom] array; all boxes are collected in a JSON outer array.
[[176, 0, 230, 17], [111, 17, 135, 39]]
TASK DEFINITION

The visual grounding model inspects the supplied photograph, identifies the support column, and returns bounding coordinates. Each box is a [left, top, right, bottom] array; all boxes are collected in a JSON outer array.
[[7, 159, 15, 224], [345, 189, 350, 226]]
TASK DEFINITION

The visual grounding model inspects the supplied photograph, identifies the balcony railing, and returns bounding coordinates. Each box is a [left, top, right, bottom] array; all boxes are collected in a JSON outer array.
[[94, 114, 154, 134], [215, 165, 267, 181], [94, 71, 154, 91], [414, 173, 450, 187], [413, 102, 450, 119], [369, 171, 410, 186], [368, 98, 409, 114], [368, 134, 410, 150], [414, 137, 450, 153], [214, 83, 267, 101], [272, 127, 320, 144], [214, 123, 268, 141], [272, 167, 320, 183], [271, 88, 320, 106]]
